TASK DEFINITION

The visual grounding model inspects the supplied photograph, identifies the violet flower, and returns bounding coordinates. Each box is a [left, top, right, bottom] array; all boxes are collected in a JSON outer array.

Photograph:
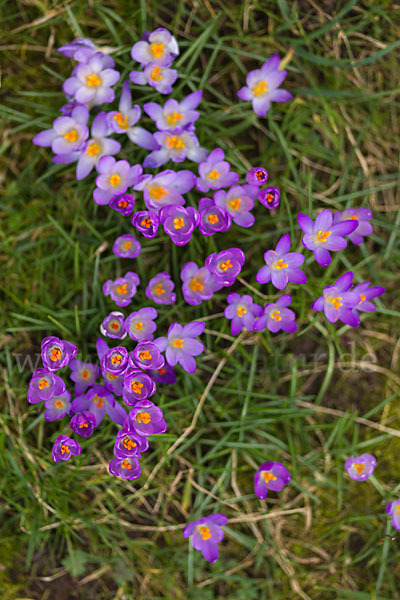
[[159, 205, 200, 246], [123, 370, 156, 405], [109, 193, 136, 216], [130, 63, 177, 95], [254, 462, 291, 499], [333, 207, 373, 245], [112, 234, 141, 259], [313, 272, 359, 327], [196, 148, 239, 193], [205, 248, 245, 287], [100, 312, 126, 340], [44, 390, 71, 421], [149, 364, 176, 385], [144, 90, 202, 130], [246, 167, 268, 186], [198, 197, 232, 236], [131, 28, 179, 67], [386, 498, 400, 531], [255, 234, 306, 290], [224, 294, 263, 335], [33, 105, 89, 156], [182, 514, 228, 563], [181, 262, 220, 306], [69, 359, 101, 395], [143, 128, 207, 168], [258, 186, 280, 209], [70, 411, 96, 438], [103, 271, 140, 307], [52, 435, 81, 462], [63, 52, 120, 105], [109, 456, 141, 480], [72, 384, 126, 426], [101, 346, 129, 376], [352, 282, 385, 314], [27, 369, 64, 404], [125, 307, 158, 341], [129, 341, 165, 371], [214, 184, 256, 228], [254, 294, 297, 334], [131, 210, 159, 239], [127, 399, 167, 436], [93, 156, 143, 205], [114, 429, 149, 459], [41, 336, 78, 372], [134, 169, 195, 214], [103, 371, 124, 396], [58, 38, 114, 67], [345, 453, 376, 481], [154, 321, 205, 374], [145, 272, 176, 305]]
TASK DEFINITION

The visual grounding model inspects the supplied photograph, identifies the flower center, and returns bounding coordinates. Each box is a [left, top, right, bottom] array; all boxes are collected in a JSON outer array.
[[359, 294, 366, 303], [172, 339, 184, 348], [353, 463, 365, 475], [109, 321, 120, 331], [131, 381, 143, 394], [219, 259, 233, 271], [121, 459, 131, 470], [154, 283, 165, 295], [166, 111, 183, 127], [151, 42, 165, 58], [136, 411, 151, 424], [110, 174, 121, 187], [228, 198, 241, 211], [351, 214, 358, 221], [64, 128, 78, 142], [87, 142, 100, 156], [79, 422, 89, 428], [236, 306, 247, 317], [141, 217, 152, 228], [60, 444, 70, 455], [207, 214, 219, 224], [149, 186, 168, 201], [123, 437, 137, 450], [252, 80, 267, 96], [256, 170, 266, 181], [113, 112, 129, 129], [271, 310, 282, 322], [118, 200, 128, 208], [263, 471, 277, 483], [123, 240, 132, 250], [134, 321, 143, 330], [50, 347, 61, 361], [274, 259, 288, 270], [86, 73, 102, 87], [189, 277, 204, 292], [55, 400, 64, 409], [150, 65, 163, 81], [93, 394, 103, 408], [38, 378, 49, 389], [108, 373, 118, 379], [317, 230, 331, 243], [173, 217, 185, 229], [266, 193, 275, 203], [111, 354, 122, 365], [208, 169, 220, 180], [199, 526, 212, 541], [81, 369, 91, 379], [329, 296, 343, 310], [138, 350, 152, 361], [116, 283, 128, 295], [158, 368, 166, 374], [166, 135, 185, 150]]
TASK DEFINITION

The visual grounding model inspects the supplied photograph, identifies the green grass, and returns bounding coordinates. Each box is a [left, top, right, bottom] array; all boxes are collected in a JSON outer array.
[[1, 1, 399, 598]]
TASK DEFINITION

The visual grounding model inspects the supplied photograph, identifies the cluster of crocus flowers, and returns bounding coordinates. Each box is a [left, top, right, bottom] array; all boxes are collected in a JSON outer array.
[[129, 28, 179, 94]]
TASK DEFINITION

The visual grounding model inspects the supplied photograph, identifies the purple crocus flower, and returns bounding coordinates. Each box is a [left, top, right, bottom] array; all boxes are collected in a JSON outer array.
[[93, 157, 143, 205], [134, 169, 195, 214], [107, 81, 159, 150], [130, 63, 178, 95], [154, 321, 205, 374], [44, 390, 71, 421], [72, 384, 126, 426], [101, 346, 129, 376], [33, 105, 89, 156], [352, 282, 385, 315], [237, 54, 292, 117], [70, 411, 96, 438], [131, 210, 159, 238], [254, 294, 297, 334], [214, 185, 256, 228], [123, 370, 156, 405], [109, 193, 136, 216], [52, 435, 82, 462], [27, 369, 64, 404], [127, 399, 167, 436], [298, 209, 358, 267], [198, 197, 232, 236], [255, 234, 306, 290], [149, 364, 176, 385], [386, 498, 400, 531], [103, 271, 140, 307], [246, 167, 268, 186], [145, 272, 176, 305], [196, 148, 239, 193], [182, 514, 228, 563], [58, 38, 115, 67], [129, 341, 165, 371], [41, 336, 78, 371], [114, 429, 149, 459], [181, 262, 220, 306], [333, 207, 373, 246], [144, 90, 201, 130], [205, 248, 245, 287], [345, 453, 376, 481], [109, 456, 141, 480], [143, 128, 207, 168], [69, 359, 101, 395], [103, 370, 124, 396], [63, 52, 120, 106], [224, 294, 263, 335], [159, 205, 200, 246], [254, 462, 291, 499], [313, 272, 359, 327], [112, 234, 141, 259], [258, 186, 280, 209], [131, 28, 179, 66], [125, 307, 158, 341], [100, 312, 126, 340]]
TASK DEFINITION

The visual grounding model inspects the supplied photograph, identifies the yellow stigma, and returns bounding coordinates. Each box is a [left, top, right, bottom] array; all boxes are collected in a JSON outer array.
[[154, 283, 165, 296], [266, 193, 275, 203], [351, 214, 358, 220], [141, 217, 152, 228], [138, 350, 152, 361], [208, 169, 220, 180], [252, 80, 267, 96], [93, 394, 103, 408], [359, 294, 366, 303], [87, 142, 100, 156], [228, 198, 241, 211], [123, 240, 132, 250], [60, 444, 70, 455], [150, 65, 163, 81], [199, 526, 211, 541], [219, 259, 233, 271], [166, 135, 185, 150], [116, 283, 128, 295], [113, 112, 129, 129], [109, 174, 121, 187], [64, 128, 78, 143], [189, 277, 204, 292], [109, 321, 120, 331], [236, 306, 247, 317], [86, 73, 102, 87], [263, 471, 277, 483], [55, 400, 64, 409], [118, 200, 128, 208], [134, 321, 143, 330], [208, 214, 219, 224], [317, 230, 331, 243], [271, 310, 282, 322], [151, 42, 165, 58], [166, 111, 183, 127], [173, 217, 185, 229], [131, 380, 143, 394], [121, 459, 132, 470], [158, 368, 166, 374], [50, 347, 61, 362], [353, 463, 365, 475], [136, 411, 151, 424], [149, 185, 168, 201], [172, 339, 184, 348], [38, 378, 49, 390], [256, 170, 265, 180], [81, 369, 90, 379], [275, 259, 288, 270], [79, 422, 89, 428], [329, 296, 343, 310], [111, 354, 122, 365], [123, 437, 137, 450]]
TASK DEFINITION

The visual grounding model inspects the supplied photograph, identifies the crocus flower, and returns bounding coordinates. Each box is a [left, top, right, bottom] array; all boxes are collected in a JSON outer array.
[[103, 271, 140, 307], [254, 462, 291, 499], [131, 210, 159, 239], [224, 294, 263, 335], [205, 248, 245, 287], [52, 435, 82, 462], [63, 52, 120, 105], [103, 370, 124, 396], [123, 370, 156, 405], [109, 192, 136, 216], [198, 197, 232, 236], [182, 514, 228, 563], [44, 390, 71, 421], [254, 295, 297, 334], [100, 312, 126, 340], [237, 54, 292, 117], [255, 234, 306, 290], [127, 399, 167, 436], [107, 81, 159, 150], [112, 234, 141, 259], [125, 307, 158, 341], [130, 28, 179, 66], [58, 38, 114, 67], [93, 157, 143, 205], [181, 262, 220, 306], [313, 272, 359, 327], [41, 336, 78, 372], [33, 105, 89, 157], [159, 205, 200, 246], [129, 341, 165, 371], [69, 359, 101, 395], [72, 384, 126, 426], [246, 167, 268, 186], [101, 346, 129, 376], [27, 369, 64, 404], [70, 411, 96, 438], [143, 128, 207, 168], [144, 90, 201, 130], [298, 209, 358, 267], [145, 272, 176, 305], [333, 207, 373, 246], [149, 364, 176, 385], [134, 169, 195, 214], [130, 63, 178, 95], [196, 148, 239, 193], [114, 429, 149, 459], [352, 282, 385, 314], [258, 186, 280, 209], [345, 453, 376, 481], [154, 321, 205, 374], [109, 456, 141, 480], [386, 498, 400, 531], [214, 185, 256, 228]]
